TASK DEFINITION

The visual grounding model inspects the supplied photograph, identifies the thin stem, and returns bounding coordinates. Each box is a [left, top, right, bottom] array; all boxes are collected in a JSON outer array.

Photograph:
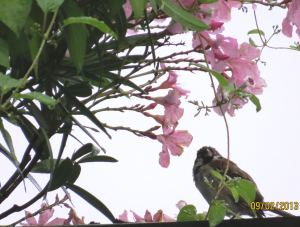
[[2, 10, 58, 109], [197, 32, 230, 210]]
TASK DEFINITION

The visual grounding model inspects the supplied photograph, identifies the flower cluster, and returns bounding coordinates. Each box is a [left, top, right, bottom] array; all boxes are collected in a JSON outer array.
[[118, 200, 187, 222], [142, 63, 193, 167]]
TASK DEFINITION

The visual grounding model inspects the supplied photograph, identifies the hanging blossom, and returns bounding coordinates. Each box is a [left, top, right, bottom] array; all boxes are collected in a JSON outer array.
[[204, 35, 266, 116], [142, 64, 193, 167], [282, 0, 300, 38]]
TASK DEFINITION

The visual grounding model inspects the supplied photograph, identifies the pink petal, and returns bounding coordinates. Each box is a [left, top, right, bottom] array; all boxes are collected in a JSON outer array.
[[131, 211, 145, 222], [144, 210, 153, 222], [119, 210, 129, 222], [46, 218, 68, 226], [159, 149, 170, 168], [153, 210, 163, 222], [176, 200, 187, 210], [282, 17, 293, 37], [163, 214, 176, 222], [38, 204, 53, 225], [22, 211, 37, 226]]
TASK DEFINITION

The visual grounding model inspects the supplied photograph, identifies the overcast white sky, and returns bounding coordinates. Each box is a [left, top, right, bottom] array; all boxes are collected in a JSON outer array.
[[0, 4, 299, 225]]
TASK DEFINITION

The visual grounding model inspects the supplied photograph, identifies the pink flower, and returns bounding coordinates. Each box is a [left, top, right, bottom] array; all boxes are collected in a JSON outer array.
[[20, 203, 69, 226], [123, 0, 132, 18], [152, 63, 191, 98], [120, 210, 175, 222], [119, 210, 129, 222], [282, 0, 300, 38], [157, 130, 193, 168], [176, 200, 187, 210]]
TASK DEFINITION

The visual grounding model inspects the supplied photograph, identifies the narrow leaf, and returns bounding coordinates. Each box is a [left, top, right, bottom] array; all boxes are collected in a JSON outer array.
[[190, 63, 229, 87], [59, 0, 86, 73], [71, 143, 100, 162], [49, 158, 74, 191], [198, 0, 219, 4], [13, 92, 60, 107], [0, 73, 29, 94], [248, 29, 265, 36], [41, 128, 54, 197], [78, 155, 118, 164], [160, 0, 210, 31], [130, 0, 148, 21], [149, 0, 158, 13], [249, 37, 258, 47], [31, 159, 64, 173], [36, 0, 64, 14], [0, 37, 10, 68], [249, 93, 261, 112], [0, 118, 16, 161], [56, 82, 111, 139], [67, 163, 81, 184], [65, 183, 116, 223], [63, 17, 118, 39]]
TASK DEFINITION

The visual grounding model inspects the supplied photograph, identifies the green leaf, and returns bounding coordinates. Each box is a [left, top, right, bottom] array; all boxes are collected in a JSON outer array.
[[114, 6, 127, 41], [36, 0, 64, 14], [0, 118, 16, 161], [78, 155, 118, 164], [239, 90, 261, 112], [0, 38, 10, 68], [149, 0, 158, 13], [0, 0, 32, 37], [49, 158, 74, 191], [63, 17, 118, 39], [249, 37, 258, 47], [248, 29, 265, 36], [190, 63, 229, 87], [24, 16, 41, 76], [67, 82, 92, 97], [235, 179, 256, 205], [208, 202, 226, 227], [130, 0, 148, 21], [249, 93, 261, 112], [103, 72, 146, 94], [31, 159, 63, 173], [56, 82, 111, 139], [160, 0, 210, 31], [13, 92, 60, 107], [177, 205, 198, 222], [71, 116, 105, 151], [211, 170, 222, 180], [198, 0, 219, 4], [104, 0, 126, 18], [230, 187, 239, 203], [41, 127, 54, 197], [59, 0, 87, 73], [65, 183, 116, 223], [0, 73, 29, 94], [67, 162, 81, 184], [0, 144, 44, 197], [71, 143, 100, 161]]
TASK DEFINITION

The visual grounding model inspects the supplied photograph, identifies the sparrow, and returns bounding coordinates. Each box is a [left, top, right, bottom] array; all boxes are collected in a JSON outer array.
[[193, 146, 294, 218]]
